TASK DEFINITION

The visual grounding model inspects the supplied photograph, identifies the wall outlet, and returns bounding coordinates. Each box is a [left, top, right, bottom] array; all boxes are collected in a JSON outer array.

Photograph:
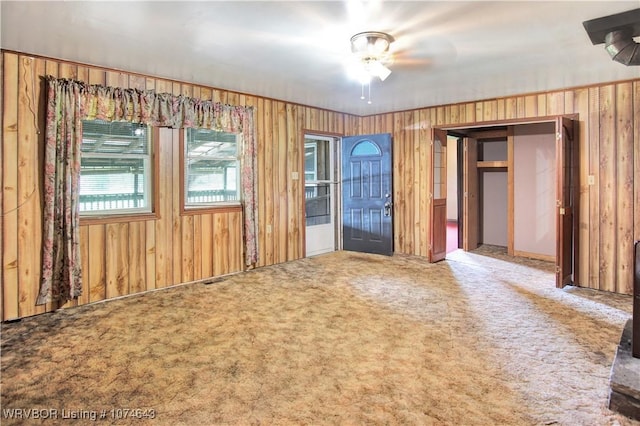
[[266, 224, 272, 233], [588, 175, 595, 185], [291, 171, 299, 180]]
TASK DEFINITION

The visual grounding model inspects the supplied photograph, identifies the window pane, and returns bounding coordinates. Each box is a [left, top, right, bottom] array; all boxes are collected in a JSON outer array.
[[80, 120, 151, 214], [304, 144, 316, 180], [82, 120, 149, 155], [305, 183, 331, 226], [304, 139, 331, 181], [186, 158, 238, 203], [351, 139, 381, 156], [185, 128, 241, 207]]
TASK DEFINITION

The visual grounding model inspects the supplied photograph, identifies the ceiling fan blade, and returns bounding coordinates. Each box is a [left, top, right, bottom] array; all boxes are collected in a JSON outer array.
[[374, 62, 392, 81]]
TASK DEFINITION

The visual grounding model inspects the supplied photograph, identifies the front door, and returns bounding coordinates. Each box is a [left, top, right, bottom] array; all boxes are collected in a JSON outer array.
[[342, 133, 393, 256]]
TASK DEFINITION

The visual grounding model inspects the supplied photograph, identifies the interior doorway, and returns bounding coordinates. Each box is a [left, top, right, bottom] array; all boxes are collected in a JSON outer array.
[[436, 116, 579, 288], [304, 134, 340, 257]]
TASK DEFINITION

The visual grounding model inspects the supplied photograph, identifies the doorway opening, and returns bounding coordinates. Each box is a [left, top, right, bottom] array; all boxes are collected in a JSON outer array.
[[304, 134, 340, 257], [435, 116, 579, 288]]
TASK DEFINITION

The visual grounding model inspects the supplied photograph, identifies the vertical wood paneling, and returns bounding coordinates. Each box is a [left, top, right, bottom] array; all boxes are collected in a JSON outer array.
[[105, 223, 129, 298], [588, 86, 600, 288], [574, 88, 590, 287], [504, 97, 517, 120], [128, 221, 146, 294], [155, 128, 172, 288], [3, 52, 19, 320], [286, 104, 299, 261], [1, 52, 5, 322], [256, 98, 267, 267], [394, 112, 405, 252], [171, 84, 182, 285], [79, 226, 90, 306], [404, 111, 416, 254], [546, 92, 564, 115], [615, 82, 634, 294], [17, 56, 41, 317], [88, 225, 106, 302], [145, 220, 156, 291], [192, 216, 202, 281], [598, 85, 616, 292], [181, 215, 194, 283], [201, 214, 213, 278], [213, 213, 229, 276], [418, 110, 429, 257], [258, 100, 277, 265], [537, 94, 547, 116], [229, 212, 242, 272], [2, 50, 639, 321], [276, 101, 288, 264]]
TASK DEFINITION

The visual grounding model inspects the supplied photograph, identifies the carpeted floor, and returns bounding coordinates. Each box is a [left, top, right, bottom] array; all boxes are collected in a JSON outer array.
[[1, 247, 637, 425]]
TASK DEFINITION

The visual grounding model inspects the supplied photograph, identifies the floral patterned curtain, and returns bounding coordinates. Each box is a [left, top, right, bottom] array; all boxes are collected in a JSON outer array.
[[38, 76, 259, 305], [37, 78, 84, 304]]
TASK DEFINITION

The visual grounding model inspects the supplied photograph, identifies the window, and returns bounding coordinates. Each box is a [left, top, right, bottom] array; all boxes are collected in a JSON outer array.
[[304, 143, 317, 182], [184, 128, 241, 208], [80, 120, 153, 215]]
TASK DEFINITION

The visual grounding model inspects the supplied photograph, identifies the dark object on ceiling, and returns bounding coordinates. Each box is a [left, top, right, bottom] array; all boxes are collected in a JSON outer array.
[[583, 8, 640, 66]]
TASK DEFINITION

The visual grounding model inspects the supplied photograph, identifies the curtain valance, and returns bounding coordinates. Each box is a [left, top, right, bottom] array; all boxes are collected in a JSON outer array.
[[48, 75, 251, 132]]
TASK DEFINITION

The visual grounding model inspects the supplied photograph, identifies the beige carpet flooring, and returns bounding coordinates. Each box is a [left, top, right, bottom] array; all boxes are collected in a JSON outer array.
[[1, 247, 638, 425]]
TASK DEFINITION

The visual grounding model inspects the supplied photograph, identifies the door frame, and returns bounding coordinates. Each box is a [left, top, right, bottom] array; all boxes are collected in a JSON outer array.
[[301, 131, 343, 257], [436, 114, 580, 287]]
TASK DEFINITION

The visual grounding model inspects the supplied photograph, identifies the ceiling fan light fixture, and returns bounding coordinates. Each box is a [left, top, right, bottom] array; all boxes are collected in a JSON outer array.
[[350, 31, 395, 59], [349, 31, 395, 105]]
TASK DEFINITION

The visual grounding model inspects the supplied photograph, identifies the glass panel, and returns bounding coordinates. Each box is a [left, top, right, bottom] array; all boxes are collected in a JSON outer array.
[[80, 158, 148, 211], [305, 139, 331, 181], [305, 183, 331, 226], [185, 128, 240, 206], [186, 158, 238, 204], [304, 143, 317, 181], [82, 120, 149, 155], [351, 139, 381, 156], [434, 138, 445, 199], [80, 120, 151, 214]]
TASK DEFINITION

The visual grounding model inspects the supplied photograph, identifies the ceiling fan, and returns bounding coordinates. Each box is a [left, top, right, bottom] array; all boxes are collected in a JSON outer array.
[[346, 31, 396, 103], [349, 31, 395, 83], [346, 29, 452, 104]]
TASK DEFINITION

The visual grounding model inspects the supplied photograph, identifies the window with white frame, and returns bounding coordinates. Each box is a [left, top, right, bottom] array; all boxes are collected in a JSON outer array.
[[184, 128, 241, 207], [79, 120, 153, 215]]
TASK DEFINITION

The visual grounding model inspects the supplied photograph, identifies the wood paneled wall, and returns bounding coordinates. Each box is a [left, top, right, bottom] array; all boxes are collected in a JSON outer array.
[[1, 52, 352, 321], [356, 81, 640, 295], [1, 50, 638, 321]]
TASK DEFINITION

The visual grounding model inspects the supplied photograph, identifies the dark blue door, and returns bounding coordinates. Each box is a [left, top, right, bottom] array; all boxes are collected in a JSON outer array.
[[342, 133, 393, 256]]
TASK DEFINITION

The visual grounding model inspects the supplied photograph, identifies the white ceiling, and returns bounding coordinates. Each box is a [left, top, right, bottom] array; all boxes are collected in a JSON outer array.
[[2, 1, 639, 116]]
